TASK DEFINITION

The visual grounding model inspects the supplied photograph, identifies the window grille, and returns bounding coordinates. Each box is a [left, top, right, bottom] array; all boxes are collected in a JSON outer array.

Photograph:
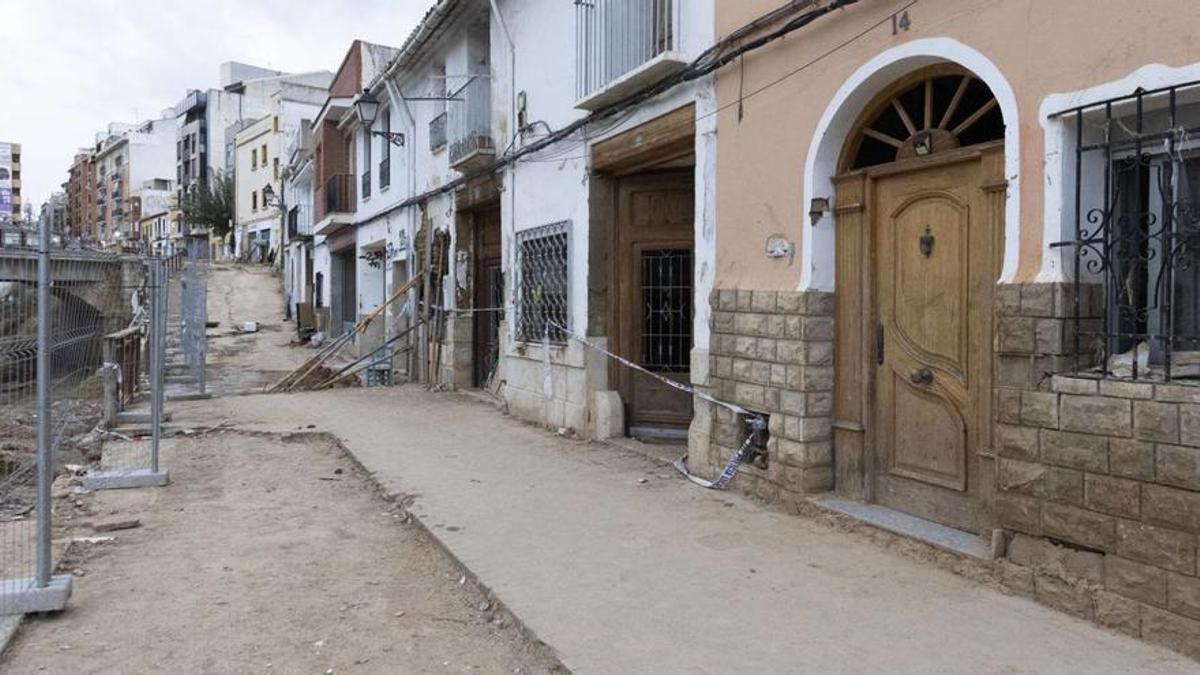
[[515, 221, 569, 343], [1052, 80, 1200, 381]]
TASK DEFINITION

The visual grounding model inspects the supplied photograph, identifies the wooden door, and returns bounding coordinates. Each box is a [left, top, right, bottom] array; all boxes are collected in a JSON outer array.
[[473, 206, 503, 387], [871, 155, 993, 532], [615, 173, 694, 432]]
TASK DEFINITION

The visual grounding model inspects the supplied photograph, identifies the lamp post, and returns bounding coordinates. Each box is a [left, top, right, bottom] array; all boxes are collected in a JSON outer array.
[[355, 90, 406, 147], [263, 182, 290, 317]]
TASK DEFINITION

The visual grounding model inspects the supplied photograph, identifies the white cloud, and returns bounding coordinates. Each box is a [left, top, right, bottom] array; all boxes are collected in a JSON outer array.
[[0, 0, 431, 209]]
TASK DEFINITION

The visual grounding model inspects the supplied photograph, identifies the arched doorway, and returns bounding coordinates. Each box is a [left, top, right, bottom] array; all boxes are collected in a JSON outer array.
[[831, 64, 1007, 534]]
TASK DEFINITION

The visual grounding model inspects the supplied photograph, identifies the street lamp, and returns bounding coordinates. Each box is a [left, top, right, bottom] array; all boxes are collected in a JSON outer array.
[[355, 90, 405, 147]]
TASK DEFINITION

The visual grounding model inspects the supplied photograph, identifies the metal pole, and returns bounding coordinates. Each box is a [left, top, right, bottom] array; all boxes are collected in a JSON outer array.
[[35, 218, 52, 588], [150, 260, 163, 474]]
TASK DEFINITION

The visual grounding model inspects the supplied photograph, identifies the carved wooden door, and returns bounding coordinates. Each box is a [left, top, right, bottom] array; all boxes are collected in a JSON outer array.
[[873, 157, 992, 532]]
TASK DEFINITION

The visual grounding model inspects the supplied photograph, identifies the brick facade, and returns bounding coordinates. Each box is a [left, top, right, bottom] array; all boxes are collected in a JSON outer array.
[[690, 289, 835, 504], [995, 282, 1200, 659]]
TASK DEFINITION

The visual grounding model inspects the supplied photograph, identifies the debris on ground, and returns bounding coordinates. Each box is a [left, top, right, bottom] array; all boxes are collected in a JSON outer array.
[[241, 321, 259, 333], [90, 518, 141, 533]]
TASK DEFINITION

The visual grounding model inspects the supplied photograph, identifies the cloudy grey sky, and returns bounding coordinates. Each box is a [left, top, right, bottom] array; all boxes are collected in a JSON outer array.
[[0, 0, 431, 210]]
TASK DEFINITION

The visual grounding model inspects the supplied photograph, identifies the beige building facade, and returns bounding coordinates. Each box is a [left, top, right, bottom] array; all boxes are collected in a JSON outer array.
[[690, 0, 1200, 658]]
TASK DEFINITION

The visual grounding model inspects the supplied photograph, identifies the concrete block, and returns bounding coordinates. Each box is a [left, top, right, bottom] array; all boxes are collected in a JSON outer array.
[[1108, 439, 1155, 481], [1084, 474, 1141, 518], [1155, 385, 1200, 404], [996, 493, 1041, 535], [1060, 395, 1132, 437], [1105, 556, 1168, 606], [1100, 380, 1156, 400], [1041, 502, 1116, 551], [1142, 606, 1200, 660], [750, 290, 777, 313], [1142, 484, 1200, 534], [996, 424, 1040, 461], [997, 316, 1036, 353], [1156, 445, 1200, 491], [1168, 573, 1200, 621], [1179, 404, 1200, 447], [0, 575, 72, 614], [1020, 391, 1060, 429], [1034, 573, 1093, 619], [1093, 590, 1142, 637], [591, 391, 624, 440], [1133, 401, 1180, 443], [997, 458, 1045, 497], [995, 283, 1022, 316], [1052, 375, 1098, 395], [1115, 521, 1197, 575], [996, 388, 1023, 424], [1021, 284, 1056, 318], [1044, 466, 1085, 506], [84, 469, 170, 491], [1041, 430, 1108, 472]]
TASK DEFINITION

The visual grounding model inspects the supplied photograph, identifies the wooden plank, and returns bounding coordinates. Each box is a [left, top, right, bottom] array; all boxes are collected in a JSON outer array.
[[833, 172, 867, 500], [591, 103, 695, 174]]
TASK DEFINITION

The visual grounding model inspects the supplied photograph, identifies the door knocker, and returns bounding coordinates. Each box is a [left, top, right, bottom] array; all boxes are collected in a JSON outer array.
[[919, 226, 935, 258]]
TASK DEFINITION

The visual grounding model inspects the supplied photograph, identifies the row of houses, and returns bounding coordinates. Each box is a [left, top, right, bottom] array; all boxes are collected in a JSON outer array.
[[109, 0, 1200, 656], [58, 63, 334, 257]]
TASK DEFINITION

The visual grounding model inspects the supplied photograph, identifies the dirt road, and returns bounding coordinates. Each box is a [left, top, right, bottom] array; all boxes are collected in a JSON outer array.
[[0, 263, 562, 673], [199, 263, 315, 396], [1, 431, 562, 673]]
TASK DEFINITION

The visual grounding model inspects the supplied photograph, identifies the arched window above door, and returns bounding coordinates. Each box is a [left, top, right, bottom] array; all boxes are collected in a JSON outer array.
[[845, 66, 1005, 171]]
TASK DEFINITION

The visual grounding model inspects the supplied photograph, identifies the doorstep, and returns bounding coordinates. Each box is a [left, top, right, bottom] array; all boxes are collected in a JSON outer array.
[[811, 496, 995, 560]]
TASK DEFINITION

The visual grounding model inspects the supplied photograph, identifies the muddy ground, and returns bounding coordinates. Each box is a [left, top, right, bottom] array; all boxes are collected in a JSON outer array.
[[0, 430, 562, 673]]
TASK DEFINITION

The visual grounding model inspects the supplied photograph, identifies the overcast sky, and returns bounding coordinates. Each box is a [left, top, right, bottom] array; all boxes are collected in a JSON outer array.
[[0, 0, 431, 210]]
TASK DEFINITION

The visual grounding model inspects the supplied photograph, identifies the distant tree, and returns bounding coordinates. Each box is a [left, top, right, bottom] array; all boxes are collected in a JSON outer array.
[[181, 172, 234, 239]]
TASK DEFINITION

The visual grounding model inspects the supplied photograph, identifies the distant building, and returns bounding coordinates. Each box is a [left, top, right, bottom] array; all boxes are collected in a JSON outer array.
[[66, 150, 97, 240], [0, 142, 21, 224], [93, 118, 176, 245], [38, 192, 67, 238], [172, 62, 332, 259]]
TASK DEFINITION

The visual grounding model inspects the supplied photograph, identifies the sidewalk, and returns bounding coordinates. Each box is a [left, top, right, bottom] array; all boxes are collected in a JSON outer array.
[[174, 387, 1197, 674]]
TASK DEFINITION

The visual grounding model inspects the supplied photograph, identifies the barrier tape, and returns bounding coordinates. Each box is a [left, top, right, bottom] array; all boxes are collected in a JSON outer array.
[[544, 320, 762, 490]]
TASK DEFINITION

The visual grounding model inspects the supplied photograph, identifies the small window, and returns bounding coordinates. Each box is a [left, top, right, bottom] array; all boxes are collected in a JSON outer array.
[[261, 143, 268, 164], [251, 148, 257, 169], [515, 221, 569, 343], [273, 158, 280, 180], [252, 192, 258, 211]]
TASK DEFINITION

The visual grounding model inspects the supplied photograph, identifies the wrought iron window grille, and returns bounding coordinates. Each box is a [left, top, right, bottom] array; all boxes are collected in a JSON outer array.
[[1051, 80, 1200, 381], [515, 221, 569, 344]]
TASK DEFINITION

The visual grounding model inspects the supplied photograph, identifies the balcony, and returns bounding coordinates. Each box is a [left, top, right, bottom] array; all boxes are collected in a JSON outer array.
[[575, 0, 686, 111], [380, 157, 391, 190], [429, 112, 447, 152], [448, 76, 494, 171], [288, 204, 313, 239], [314, 173, 355, 236]]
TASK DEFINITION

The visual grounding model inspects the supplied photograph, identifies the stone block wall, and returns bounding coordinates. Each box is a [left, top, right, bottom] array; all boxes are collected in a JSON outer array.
[[994, 282, 1200, 659], [692, 289, 835, 503]]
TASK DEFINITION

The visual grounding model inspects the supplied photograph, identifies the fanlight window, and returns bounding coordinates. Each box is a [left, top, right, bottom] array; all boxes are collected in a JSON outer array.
[[849, 69, 1005, 170]]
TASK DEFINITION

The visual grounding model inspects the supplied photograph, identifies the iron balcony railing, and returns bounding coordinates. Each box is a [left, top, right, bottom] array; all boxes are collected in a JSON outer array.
[[380, 157, 391, 190], [449, 76, 493, 167], [575, 0, 680, 101], [288, 203, 313, 239], [429, 112, 448, 152], [323, 173, 355, 216], [1051, 79, 1200, 381]]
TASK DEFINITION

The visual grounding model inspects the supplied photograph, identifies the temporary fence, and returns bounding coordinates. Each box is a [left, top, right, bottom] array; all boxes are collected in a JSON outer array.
[[170, 260, 208, 400], [0, 230, 172, 617], [82, 256, 168, 491]]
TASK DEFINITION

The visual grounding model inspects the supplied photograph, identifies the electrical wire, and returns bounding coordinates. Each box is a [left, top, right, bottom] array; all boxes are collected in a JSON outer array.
[[381, 0, 906, 214]]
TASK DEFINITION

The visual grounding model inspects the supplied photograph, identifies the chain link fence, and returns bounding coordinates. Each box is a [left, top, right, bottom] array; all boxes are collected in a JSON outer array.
[[171, 260, 208, 399]]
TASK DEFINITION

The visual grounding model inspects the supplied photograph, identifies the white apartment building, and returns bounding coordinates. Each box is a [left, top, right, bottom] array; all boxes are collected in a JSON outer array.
[[335, 0, 715, 441]]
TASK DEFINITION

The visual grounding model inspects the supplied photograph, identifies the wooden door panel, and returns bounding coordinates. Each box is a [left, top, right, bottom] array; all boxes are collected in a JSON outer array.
[[873, 156, 989, 532], [888, 370, 967, 490], [891, 193, 969, 380]]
